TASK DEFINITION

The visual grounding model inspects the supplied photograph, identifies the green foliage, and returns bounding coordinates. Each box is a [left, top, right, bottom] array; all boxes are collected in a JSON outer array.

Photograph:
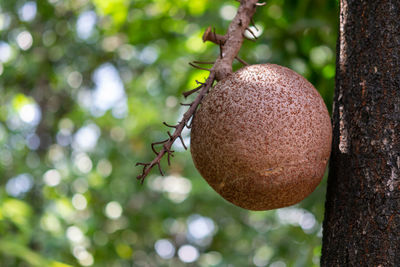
[[0, 0, 337, 266]]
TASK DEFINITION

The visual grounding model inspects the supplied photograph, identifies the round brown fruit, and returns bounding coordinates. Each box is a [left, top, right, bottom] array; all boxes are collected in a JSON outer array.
[[190, 64, 332, 210]]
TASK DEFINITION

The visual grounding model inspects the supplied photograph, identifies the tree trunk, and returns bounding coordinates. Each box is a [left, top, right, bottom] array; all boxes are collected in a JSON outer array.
[[321, 0, 400, 266]]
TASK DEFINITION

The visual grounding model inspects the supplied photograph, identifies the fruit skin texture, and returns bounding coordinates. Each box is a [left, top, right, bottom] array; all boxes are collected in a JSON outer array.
[[190, 64, 332, 211]]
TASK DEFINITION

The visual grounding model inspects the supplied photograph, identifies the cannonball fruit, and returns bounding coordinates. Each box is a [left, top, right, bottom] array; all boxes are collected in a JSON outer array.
[[190, 64, 332, 211]]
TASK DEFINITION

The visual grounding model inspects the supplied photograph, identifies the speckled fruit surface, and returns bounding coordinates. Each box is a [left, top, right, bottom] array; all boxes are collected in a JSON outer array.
[[190, 64, 332, 210]]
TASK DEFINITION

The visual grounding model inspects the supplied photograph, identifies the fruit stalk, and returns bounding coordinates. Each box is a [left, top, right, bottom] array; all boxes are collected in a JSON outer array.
[[136, 0, 263, 183]]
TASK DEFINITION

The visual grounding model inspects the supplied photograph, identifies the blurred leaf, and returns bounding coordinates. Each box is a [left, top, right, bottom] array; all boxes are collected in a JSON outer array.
[[0, 239, 72, 267]]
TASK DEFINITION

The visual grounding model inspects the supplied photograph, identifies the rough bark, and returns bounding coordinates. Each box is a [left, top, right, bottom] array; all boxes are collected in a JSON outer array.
[[321, 0, 400, 266]]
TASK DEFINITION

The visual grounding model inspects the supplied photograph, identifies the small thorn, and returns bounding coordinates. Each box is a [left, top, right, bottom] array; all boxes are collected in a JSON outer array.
[[167, 131, 172, 138], [136, 162, 149, 166], [193, 60, 214, 65], [151, 144, 158, 155], [245, 27, 258, 39], [151, 139, 168, 154], [235, 56, 249, 66], [179, 135, 187, 150], [250, 18, 258, 31], [157, 162, 164, 176], [255, 2, 266, 6], [167, 152, 171, 165], [243, 33, 256, 42], [195, 80, 206, 85], [163, 121, 177, 128], [182, 85, 203, 98], [186, 116, 194, 128], [180, 103, 192, 106], [189, 62, 211, 71]]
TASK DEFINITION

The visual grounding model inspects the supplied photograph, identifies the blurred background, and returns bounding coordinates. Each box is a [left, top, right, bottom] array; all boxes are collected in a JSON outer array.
[[0, 0, 338, 266]]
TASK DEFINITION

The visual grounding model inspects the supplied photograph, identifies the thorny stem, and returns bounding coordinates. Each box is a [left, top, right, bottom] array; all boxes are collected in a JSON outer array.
[[136, 0, 263, 183], [136, 73, 215, 183]]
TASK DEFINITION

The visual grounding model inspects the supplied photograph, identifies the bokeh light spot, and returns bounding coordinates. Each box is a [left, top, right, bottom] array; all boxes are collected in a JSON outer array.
[[66, 226, 84, 243], [19, 102, 41, 126], [18, 1, 37, 22], [73, 124, 100, 152], [77, 11, 96, 39], [16, 31, 33, 50], [74, 153, 93, 174], [220, 5, 236, 20], [96, 159, 112, 177], [154, 239, 175, 259], [178, 245, 199, 263], [72, 193, 87, 210], [187, 214, 216, 244], [149, 175, 192, 203], [0, 42, 12, 62], [43, 169, 62, 187], [67, 71, 83, 89], [105, 201, 123, 219], [6, 173, 34, 197]]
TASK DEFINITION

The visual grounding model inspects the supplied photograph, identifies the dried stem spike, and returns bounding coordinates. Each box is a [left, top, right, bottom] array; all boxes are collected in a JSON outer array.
[[151, 139, 168, 154], [178, 135, 187, 150], [163, 122, 177, 128], [193, 60, 215, 65], [235, 56, 249, 66], [189, 62, 211, 71], [245, 27, 258, 39], [182, 85, 203, 98], [243, 33, 256, 42], [195, 80, 206, 85], [250, 18, 258, 31]]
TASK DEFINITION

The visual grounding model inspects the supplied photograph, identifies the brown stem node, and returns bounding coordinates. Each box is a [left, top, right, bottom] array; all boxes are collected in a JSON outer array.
[[202, 26, 227, 45]]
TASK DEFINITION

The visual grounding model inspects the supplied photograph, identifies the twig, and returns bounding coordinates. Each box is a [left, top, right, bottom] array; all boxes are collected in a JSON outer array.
[[136, 0, 262, 183], [136, 73, 215, 183], [245, 27, 258, 39], [182, 85, 203, 98], [235, 56, 249, 66], [189, 62, 211, 71], [250, 18, 258, 31], [193, 61, 215, 65]]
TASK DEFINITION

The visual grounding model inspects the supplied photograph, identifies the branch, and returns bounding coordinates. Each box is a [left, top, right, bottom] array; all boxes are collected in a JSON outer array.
[[136, 73, 215, 183], [136, 0, 263, 183]]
